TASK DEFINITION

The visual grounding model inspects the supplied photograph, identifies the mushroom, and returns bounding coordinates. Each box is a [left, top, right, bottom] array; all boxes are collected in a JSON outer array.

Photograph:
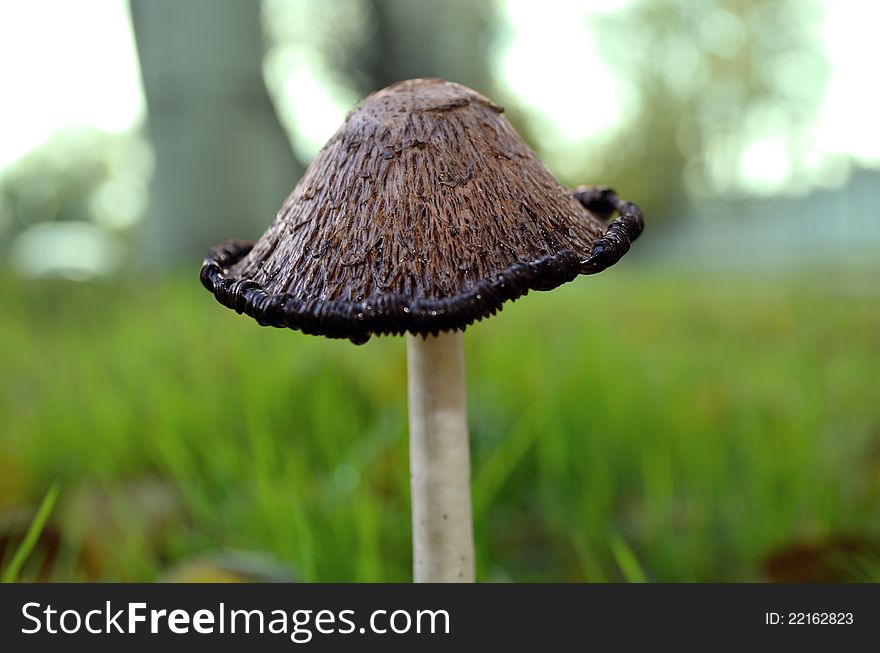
[[200, 78, 643, 582]]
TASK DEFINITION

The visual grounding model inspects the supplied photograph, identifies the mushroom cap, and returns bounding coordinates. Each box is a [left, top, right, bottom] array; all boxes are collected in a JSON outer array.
[[201, 78, 643, 344]]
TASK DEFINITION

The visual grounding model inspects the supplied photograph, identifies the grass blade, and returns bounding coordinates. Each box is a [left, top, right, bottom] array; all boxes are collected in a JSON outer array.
[[1, 481, 61, 583], [610, 532, 648, 583]]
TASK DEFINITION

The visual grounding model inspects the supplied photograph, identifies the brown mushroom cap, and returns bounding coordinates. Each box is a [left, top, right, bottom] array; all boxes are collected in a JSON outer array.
[[201, 78, 643, 344]]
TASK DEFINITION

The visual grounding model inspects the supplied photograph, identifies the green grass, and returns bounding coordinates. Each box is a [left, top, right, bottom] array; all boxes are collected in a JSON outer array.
[[1, 267, 878, 581]]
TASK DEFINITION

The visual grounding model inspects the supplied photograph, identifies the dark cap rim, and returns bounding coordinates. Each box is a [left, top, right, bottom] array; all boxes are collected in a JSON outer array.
[[199, 187, 643, 345]]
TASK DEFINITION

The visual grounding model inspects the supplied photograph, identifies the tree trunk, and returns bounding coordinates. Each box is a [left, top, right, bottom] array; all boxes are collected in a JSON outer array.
[[358, 0, 494, 95], [130, 0, 301, 266]]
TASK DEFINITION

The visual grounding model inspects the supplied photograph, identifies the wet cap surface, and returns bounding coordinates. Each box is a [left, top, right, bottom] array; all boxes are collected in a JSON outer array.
[[201, 78, 644, 344]]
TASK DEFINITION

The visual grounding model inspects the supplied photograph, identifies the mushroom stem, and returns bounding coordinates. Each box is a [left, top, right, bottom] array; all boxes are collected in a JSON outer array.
[[406, 330, 475, 582]]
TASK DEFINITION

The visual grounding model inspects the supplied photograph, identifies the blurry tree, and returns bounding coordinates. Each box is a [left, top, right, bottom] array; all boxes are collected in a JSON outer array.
[[352, 0, 495, 95], [0, 128, 150, 279], [0, 130, 120, 237], [259, 0, 498, 163], [586, 0, 827, 217], [131, 0, 301, 266]]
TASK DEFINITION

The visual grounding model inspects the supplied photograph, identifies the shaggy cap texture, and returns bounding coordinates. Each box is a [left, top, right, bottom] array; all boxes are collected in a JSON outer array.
[[201, 78, 643, 344]]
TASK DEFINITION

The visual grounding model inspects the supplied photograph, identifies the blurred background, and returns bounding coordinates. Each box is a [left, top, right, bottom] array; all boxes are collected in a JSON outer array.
[[1, 0, 878, 582]]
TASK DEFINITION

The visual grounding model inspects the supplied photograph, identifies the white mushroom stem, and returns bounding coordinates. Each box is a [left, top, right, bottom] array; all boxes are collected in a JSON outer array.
[[406, 330, 475, 583]]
